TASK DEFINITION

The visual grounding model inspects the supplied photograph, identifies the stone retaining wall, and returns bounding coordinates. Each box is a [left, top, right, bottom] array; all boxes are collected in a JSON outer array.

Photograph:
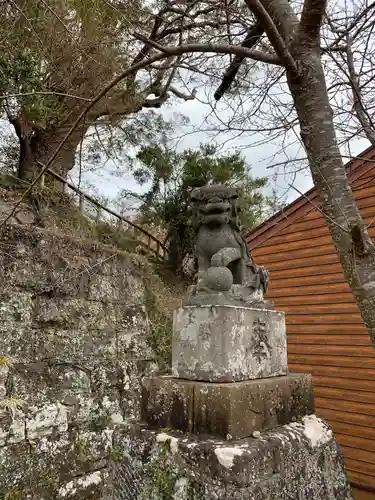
[[0, 224, 157, 499]]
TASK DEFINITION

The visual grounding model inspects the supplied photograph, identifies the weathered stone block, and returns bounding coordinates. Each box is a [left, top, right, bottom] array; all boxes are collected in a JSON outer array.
[[26, 403, 68, 440], [0, 292, 36, 361], [0, 224, 161, 499], [142, 373, 314, 438], [172, 305, 287, 382], [0, 362, 9, 399], [7, 362, 91, 409], [108, 417, 353, 500], [0, 429, 113, 497], [57, 470, 107, 499], [142, 377, 195, 432], [0, 408, 25, 446]]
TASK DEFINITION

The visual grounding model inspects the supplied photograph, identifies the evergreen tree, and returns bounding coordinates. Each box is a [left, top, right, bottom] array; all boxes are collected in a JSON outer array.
[[125, 143, 268, 273]]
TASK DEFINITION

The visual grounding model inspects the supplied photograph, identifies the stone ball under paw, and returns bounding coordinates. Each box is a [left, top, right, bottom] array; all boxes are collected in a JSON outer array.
[[205, 266, 233, 292]]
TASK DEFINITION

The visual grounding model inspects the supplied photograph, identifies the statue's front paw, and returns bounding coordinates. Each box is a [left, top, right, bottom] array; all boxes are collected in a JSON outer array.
[[258, 266, 269, 291], [211, 254, 224, 267]]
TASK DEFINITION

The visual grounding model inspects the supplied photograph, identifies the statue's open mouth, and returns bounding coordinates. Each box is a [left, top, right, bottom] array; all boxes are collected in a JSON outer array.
[[199, 202, 231, 226], [201, 202, 231, 215]]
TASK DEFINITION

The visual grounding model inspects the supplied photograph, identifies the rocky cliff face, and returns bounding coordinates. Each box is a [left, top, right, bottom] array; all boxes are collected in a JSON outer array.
[[0, 223, 160, 499]]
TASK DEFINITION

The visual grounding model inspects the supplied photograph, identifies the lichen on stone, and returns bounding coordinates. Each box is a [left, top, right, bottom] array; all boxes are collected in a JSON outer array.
[[292, 414, 333, 448], [156, 432, 179, 455], [58, 471, 103, 498], [26, 403, 68, 440], [0, 224, 170, 499], [214, 447, 244, 469]]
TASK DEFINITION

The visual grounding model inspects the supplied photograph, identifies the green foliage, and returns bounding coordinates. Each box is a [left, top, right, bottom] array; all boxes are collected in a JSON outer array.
[[108, 446, 123, 461], [144, 284, 173, 371], [0, 356, 11, 366], [129, 143, 268, 273], [2, 489, 23, 500], [75, 436, 89, 462], [0, 0, 186, 179], [0, 48, 60, 128], [142, 444, 178, 500]]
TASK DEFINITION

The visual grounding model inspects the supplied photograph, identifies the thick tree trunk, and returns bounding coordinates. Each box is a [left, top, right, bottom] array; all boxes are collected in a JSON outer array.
[[167, 231, 184, 274], [18, 136, 35, 182], [11, 116, 86, 182], [286, 37, 375, 347], [32, 128, 82, 180], [243, 0, 375, 346], [9, 116, 35, 181]]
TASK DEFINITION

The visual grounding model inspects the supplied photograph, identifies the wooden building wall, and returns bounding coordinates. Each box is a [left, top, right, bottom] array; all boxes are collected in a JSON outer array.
[[247, 149, 375, 496]]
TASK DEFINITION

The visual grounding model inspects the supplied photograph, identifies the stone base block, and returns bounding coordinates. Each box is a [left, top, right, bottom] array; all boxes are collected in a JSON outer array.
[[172, 305, 287, 382], [108, 417, 353, 500], [141, 373, 314, 439], [0, 429, 111, 499]]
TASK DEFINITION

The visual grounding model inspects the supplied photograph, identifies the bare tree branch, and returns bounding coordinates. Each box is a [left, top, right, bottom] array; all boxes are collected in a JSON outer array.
[[288, 183, 348, 232], [169, 86, 197, 100], [244, 0, 298, 75], [345, 36, 375, 145], [328, 0, 375, 48], [300, 0, 327, 41], [0, 39, 286, 228], [214, 21, 264, 100], [0, 91, 92, 102], [133, 36, 282, 65]]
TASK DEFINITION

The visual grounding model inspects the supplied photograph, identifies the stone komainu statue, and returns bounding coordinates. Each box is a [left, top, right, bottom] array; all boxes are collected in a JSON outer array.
[[184, 184, 272, 308]]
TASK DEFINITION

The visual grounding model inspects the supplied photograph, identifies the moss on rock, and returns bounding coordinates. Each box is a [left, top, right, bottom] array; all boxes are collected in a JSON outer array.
[[0, 223, 176, 499]]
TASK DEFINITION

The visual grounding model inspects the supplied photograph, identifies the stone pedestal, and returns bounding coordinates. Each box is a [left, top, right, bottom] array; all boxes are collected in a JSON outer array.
[[131, 303, 352, 499], [147, 305, 309, 441], [172, 305, 287, 382], [142, 373, 314, 439], [109, 420, 353, 500]]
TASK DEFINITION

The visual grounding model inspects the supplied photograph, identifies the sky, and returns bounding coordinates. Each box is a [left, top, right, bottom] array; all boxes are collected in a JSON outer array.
[[0, 0, 372, 223], [0, 77, 370, 219], [72, 85, 370, 216]]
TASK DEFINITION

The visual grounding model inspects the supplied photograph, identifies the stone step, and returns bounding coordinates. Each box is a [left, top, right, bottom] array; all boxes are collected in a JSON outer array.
[[111, 417, 353, 500], [141, 373, 314, 439]]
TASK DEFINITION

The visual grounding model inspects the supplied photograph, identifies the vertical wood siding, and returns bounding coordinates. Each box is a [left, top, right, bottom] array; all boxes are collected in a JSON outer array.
[[247, 161, 375, 493]]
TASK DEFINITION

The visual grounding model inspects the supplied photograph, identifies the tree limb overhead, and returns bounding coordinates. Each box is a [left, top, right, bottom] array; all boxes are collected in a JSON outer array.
[[244, 0, 298, 76], [214, 21, 264, 101], [133, 35, 282, 66], [300, 0, 327, 41]]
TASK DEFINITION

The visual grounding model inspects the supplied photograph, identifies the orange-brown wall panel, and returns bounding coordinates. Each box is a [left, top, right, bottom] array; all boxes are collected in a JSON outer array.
[[247, 158, 375, 493], [352, 488, 375, 500], [289, 364, 375, 380]]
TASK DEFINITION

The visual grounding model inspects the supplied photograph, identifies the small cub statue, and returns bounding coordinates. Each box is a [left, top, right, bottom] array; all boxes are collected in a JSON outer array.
[[183, 184, 273, 309]]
